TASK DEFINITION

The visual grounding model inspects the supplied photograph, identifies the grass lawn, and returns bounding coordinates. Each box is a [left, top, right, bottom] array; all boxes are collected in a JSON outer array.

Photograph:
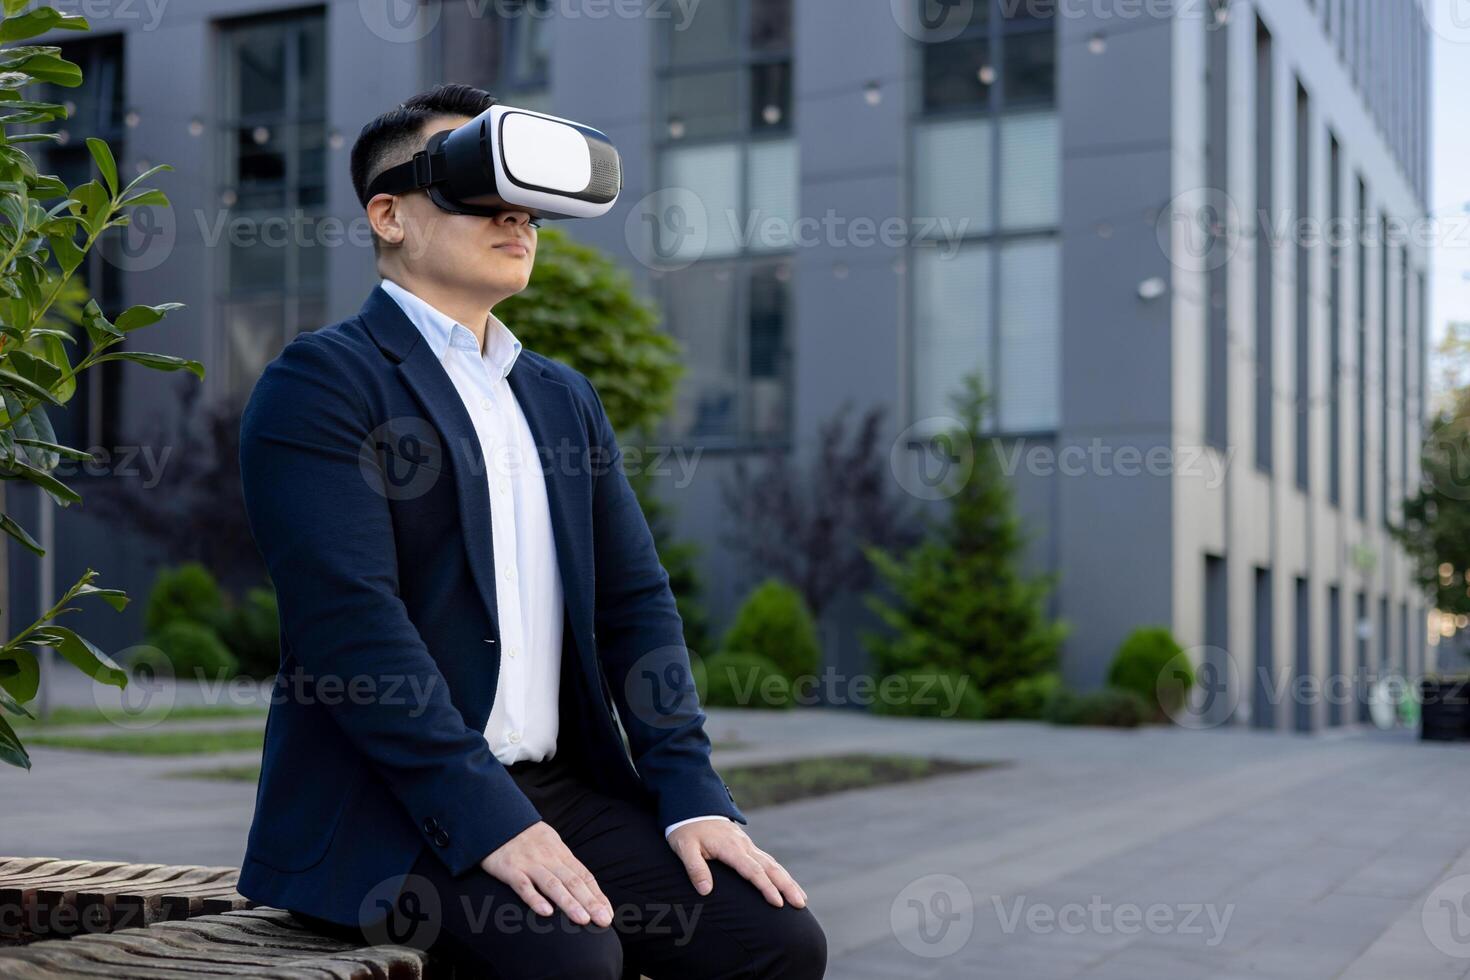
[[721, 754, 1001, 808], [27, 728, 265, 756], [167, 753, 1001, 805], [12, 703, 267, 728]]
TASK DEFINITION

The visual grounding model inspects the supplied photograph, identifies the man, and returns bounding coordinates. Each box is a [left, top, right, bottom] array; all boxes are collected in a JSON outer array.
[[237, 84, 826, 979]]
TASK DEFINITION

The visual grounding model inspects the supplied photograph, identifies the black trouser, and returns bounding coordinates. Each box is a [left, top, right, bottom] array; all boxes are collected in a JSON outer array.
[[293, 752, 827, 979]]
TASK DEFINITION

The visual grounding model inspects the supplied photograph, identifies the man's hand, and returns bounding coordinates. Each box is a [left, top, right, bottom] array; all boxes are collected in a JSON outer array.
[[667, 820, 807, 909], [480, 821, 613, 926]]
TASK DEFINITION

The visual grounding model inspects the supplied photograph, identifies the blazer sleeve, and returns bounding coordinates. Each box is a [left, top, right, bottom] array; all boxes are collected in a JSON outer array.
[[239, 333, 543, 876], [574, 371, 748, 831]]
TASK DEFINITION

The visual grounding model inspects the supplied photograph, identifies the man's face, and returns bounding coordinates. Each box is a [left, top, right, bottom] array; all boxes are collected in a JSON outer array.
[[380, 114, 538, 296]]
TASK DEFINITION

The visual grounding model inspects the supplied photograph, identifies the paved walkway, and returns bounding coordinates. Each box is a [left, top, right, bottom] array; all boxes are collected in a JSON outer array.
[[9, 702, 1470, 979]]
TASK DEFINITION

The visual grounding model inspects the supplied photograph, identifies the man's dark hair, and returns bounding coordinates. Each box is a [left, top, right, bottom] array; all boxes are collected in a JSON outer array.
[[350, 84, 496, 208]]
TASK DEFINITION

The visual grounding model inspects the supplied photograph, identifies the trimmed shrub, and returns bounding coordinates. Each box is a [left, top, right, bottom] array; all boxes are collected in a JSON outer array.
[[702, 652, 792, 710], [143, 621, 238, 680], [1045, 687, 1149, 728], [1107, 626, 1194, 720], [144, 563, 226, 637], [721, 579, 822, 681], [219, 587, 281, 679], [985, 671, 1062, 720], [873, 667, 986, 720]]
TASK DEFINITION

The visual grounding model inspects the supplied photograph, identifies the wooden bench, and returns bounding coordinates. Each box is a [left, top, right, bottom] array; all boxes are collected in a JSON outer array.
[[0, 857, 252, 942], [0, 908, 435, 978]]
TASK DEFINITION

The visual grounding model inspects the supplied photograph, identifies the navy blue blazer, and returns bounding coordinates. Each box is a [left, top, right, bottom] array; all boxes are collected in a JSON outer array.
[[237, 285, 744, 926]]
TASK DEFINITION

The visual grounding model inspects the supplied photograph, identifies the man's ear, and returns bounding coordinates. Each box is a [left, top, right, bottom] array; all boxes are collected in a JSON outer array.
[[366, 194, 405, 247]]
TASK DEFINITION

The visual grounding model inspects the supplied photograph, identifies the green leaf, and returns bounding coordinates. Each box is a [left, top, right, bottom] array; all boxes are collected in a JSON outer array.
[[121, 163, 172, 197], [0, 8, 88, 42], [0, 512, 42, 555], [114, 303, 183, 331], [0, 684, 33, 719], [46, 229, 81, 275], [16, 438, 90, 462], [0, 456, 79, 503], [75, 583, 128, 612], [85, 137, 116, 195], [67, 179, 108, 236], [39, 626, 127, 689], [0, 646, 39, 703], [92, 351, 205, 380], [118, 189, 168, 209], [11, 53, 80, 87], [0, 713, 30, 770], [79, 299, 121, 345], [0, 367, 60, 405], [1, 1, 36, 17]]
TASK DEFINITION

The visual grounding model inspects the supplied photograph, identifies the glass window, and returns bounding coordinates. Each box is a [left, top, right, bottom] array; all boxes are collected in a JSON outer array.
[[219, 11, 327, 401], [668, 0, 742, 66], [665, 263, 740, 440], [999, 112, 1059, 229], [915, 117, 993, 234], [659, 0, 795, 445], [913, 245, 992, 426], [665, 67, 744, 141], [431, 0, 552, 109], [922, 36, 992, 113], [1002, 28, 1056, 104], [661, 142, 742, 259], [746, 140, 799, 251], [998, 240, 1060, 431]]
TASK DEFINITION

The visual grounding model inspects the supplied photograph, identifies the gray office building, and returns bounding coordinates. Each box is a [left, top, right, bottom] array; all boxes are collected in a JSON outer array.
[[24, 0, 1436, 730]]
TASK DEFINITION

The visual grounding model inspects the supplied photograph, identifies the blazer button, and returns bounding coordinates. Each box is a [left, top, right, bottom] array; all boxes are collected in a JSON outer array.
[[434, 830, 451, 848], [422, 817, 441, 835]]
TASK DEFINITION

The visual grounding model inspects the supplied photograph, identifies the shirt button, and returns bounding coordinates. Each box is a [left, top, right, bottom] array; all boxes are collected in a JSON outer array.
[[480, 398, 493, 411], [503, 566, 517, 582], [508, 647, 519, 658], [508, 731, 521, 744], [497, 481, 509, 496]]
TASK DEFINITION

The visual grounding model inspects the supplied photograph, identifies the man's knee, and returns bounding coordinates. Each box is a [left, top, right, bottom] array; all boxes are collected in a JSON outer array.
[[531, 924, 624, 980], [765, 907, 827, 980]]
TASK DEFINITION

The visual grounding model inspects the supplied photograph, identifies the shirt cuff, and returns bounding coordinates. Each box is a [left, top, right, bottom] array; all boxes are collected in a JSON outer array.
[[663, 815, 732, 838]]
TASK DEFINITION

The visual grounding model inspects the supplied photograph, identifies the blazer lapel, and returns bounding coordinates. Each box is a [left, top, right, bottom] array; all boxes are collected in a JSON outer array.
[[360, 286, 502, 635]]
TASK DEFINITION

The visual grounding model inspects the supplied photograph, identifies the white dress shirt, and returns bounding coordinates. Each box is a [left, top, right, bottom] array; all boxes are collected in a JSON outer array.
[[381, 280, 726, 838]]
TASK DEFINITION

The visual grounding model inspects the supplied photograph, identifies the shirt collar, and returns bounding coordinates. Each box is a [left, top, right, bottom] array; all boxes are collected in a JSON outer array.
[[380, 278, 523, 380]]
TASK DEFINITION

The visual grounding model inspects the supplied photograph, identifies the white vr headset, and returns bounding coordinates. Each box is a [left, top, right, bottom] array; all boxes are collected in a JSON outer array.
[[365, 102, 622, 221]]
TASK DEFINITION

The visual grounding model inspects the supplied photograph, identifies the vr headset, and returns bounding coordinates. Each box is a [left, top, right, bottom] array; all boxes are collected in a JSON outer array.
[[365, 101, 622, 222]]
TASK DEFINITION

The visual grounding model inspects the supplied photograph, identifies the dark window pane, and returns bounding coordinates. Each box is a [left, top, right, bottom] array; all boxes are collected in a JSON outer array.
[[750, 61, 791, 132], [665, 263, 740, 439], [437, 0, 503, 90], [750, 0, 792, 52], [295, 18, 327, 115], [234, 28, 287, 118], [504, 0, 553, 91], [923, 37, 992, 112], [914, 0, 986, 40], [665, 67, 743, 140], [668, 0, 741, 66], [748, 263, 789, 437], [1002, 28, 1055, 104], [1000, 0, 1055, 26]]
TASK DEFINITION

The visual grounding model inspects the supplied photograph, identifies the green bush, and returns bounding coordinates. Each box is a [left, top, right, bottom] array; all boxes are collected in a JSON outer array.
[[144, 563, 226, 637], [701, 652, 792, 710], [1107, 626, 1193, 720], [984, 671, 1061, 720], [721, 579, 821, 681], [218, 587, 280, 679], [873, 667, 986, 720], [1044, 687, 1149, 728], [141, 621, 238, 680]]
